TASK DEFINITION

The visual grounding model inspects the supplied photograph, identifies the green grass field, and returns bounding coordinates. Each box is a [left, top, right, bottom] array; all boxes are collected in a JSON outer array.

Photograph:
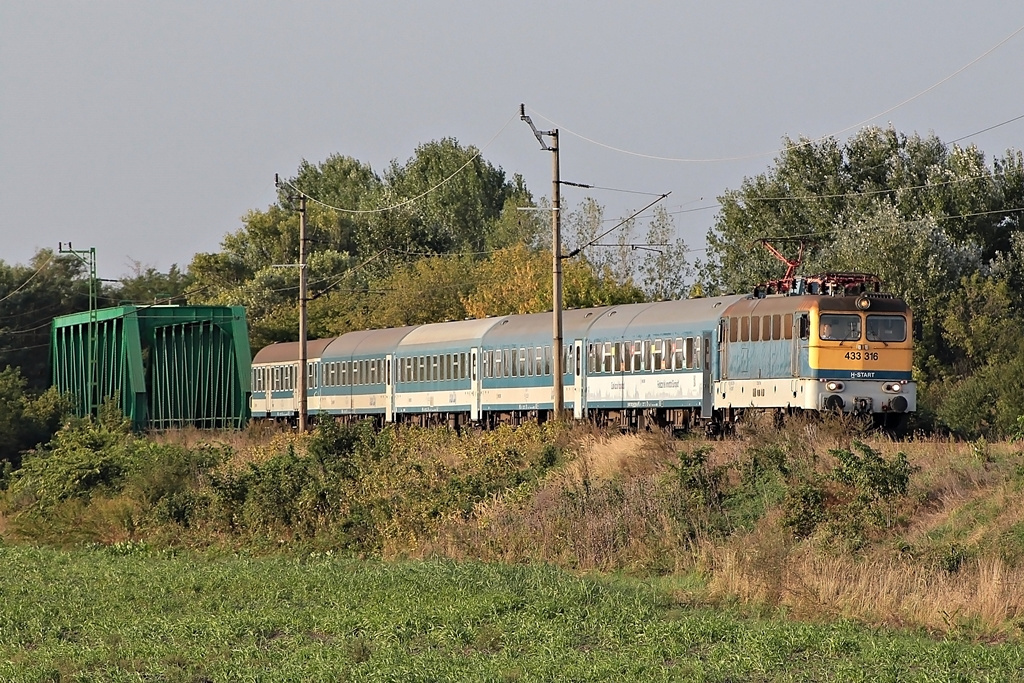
[[1, 544, 1022, 682]]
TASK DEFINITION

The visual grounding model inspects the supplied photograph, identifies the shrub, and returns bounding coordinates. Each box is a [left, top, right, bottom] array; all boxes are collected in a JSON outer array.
[[778, 442, 915, 545]]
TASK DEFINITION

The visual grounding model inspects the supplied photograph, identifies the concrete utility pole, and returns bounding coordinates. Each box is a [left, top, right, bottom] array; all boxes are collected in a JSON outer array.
[[275, 174, 310, 433], [520, 104, 564, 419], [298, 195, 309, 433]]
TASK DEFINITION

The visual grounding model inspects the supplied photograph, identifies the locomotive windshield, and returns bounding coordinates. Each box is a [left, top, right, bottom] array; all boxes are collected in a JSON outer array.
[[866, 315, 907, 342], [819, 314, 861, 341]]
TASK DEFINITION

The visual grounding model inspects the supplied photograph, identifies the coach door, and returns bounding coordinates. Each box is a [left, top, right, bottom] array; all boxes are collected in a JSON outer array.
[[793, 312, 809, 376], [470, 348, 480, 421], [573, 340, 586, 419], [701, 331, 713, 419], [385, 354, 395, 422]]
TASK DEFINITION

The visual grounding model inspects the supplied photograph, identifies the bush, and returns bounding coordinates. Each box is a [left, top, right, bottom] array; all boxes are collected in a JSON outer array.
[[779, 442, 915, 545], [0, 367, 74, 469]]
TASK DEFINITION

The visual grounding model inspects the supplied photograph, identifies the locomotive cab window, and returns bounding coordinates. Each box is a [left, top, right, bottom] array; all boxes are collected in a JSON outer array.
[[866, 315, 907, 343], [819, 314, 861, 342]]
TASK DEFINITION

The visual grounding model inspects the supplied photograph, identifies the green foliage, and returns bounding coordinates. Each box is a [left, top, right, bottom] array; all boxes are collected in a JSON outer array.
[[0, 250, 95, 389], [0, 367, 73, 468], [110, 260, 191, 305], [4, 415, 229, 540], [780, 442, 915, 544], [781, 481, 827, 540]]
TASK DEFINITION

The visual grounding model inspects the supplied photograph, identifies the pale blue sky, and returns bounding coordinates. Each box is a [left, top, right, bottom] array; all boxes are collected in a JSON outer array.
[[2, 1, 1023, 277]]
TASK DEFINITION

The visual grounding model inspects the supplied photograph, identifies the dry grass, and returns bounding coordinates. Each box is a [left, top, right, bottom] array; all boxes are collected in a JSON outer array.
[[705, 536, 1024, 637], [149, 423, 308, 469]]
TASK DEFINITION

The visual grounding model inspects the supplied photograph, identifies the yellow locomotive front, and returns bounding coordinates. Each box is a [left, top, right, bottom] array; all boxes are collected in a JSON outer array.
[[807, 293, 915, 423]]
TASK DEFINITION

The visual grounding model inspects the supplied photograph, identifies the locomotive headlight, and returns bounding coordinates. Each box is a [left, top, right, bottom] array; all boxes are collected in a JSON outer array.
[[856, 295, 871, 310], [882, 382, 903, 393], [825, 381, 845, 392]]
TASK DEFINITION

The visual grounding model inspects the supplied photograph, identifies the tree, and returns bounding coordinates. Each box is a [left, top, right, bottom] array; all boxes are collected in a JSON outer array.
[[639, 205, 693, 301], [0, 367, 72, 467], [110, 261, 191, 305], [0, 250, 94, 390], [357, 138, 530, 263], [364, 256, 475, 328], [703, 127, 1020, 295], [462, 244, 644, 319]]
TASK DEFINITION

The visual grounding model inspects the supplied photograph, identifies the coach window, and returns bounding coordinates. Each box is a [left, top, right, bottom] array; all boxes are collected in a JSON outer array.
[[524, 347, 533, 376], [751, 316, 760, 342], [307, 363, 315, 390], [694, 336, 702, 370], [535, 348, 543, 376], [520, 348, 528, 377], [668, 338, 680, 370], [632, 341, 643, 372], [501, 349, 510, 377]]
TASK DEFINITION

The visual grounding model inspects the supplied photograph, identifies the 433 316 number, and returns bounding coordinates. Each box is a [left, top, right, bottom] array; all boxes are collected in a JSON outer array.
[[844, 351, 878, 361]]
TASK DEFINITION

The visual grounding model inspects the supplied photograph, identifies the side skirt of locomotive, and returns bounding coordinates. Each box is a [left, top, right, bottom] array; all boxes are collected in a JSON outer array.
[[713, 377, 916, 417]]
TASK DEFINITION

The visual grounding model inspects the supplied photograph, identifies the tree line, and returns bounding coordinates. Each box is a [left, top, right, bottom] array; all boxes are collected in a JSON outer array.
[[2, 128, 1023, 459]]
